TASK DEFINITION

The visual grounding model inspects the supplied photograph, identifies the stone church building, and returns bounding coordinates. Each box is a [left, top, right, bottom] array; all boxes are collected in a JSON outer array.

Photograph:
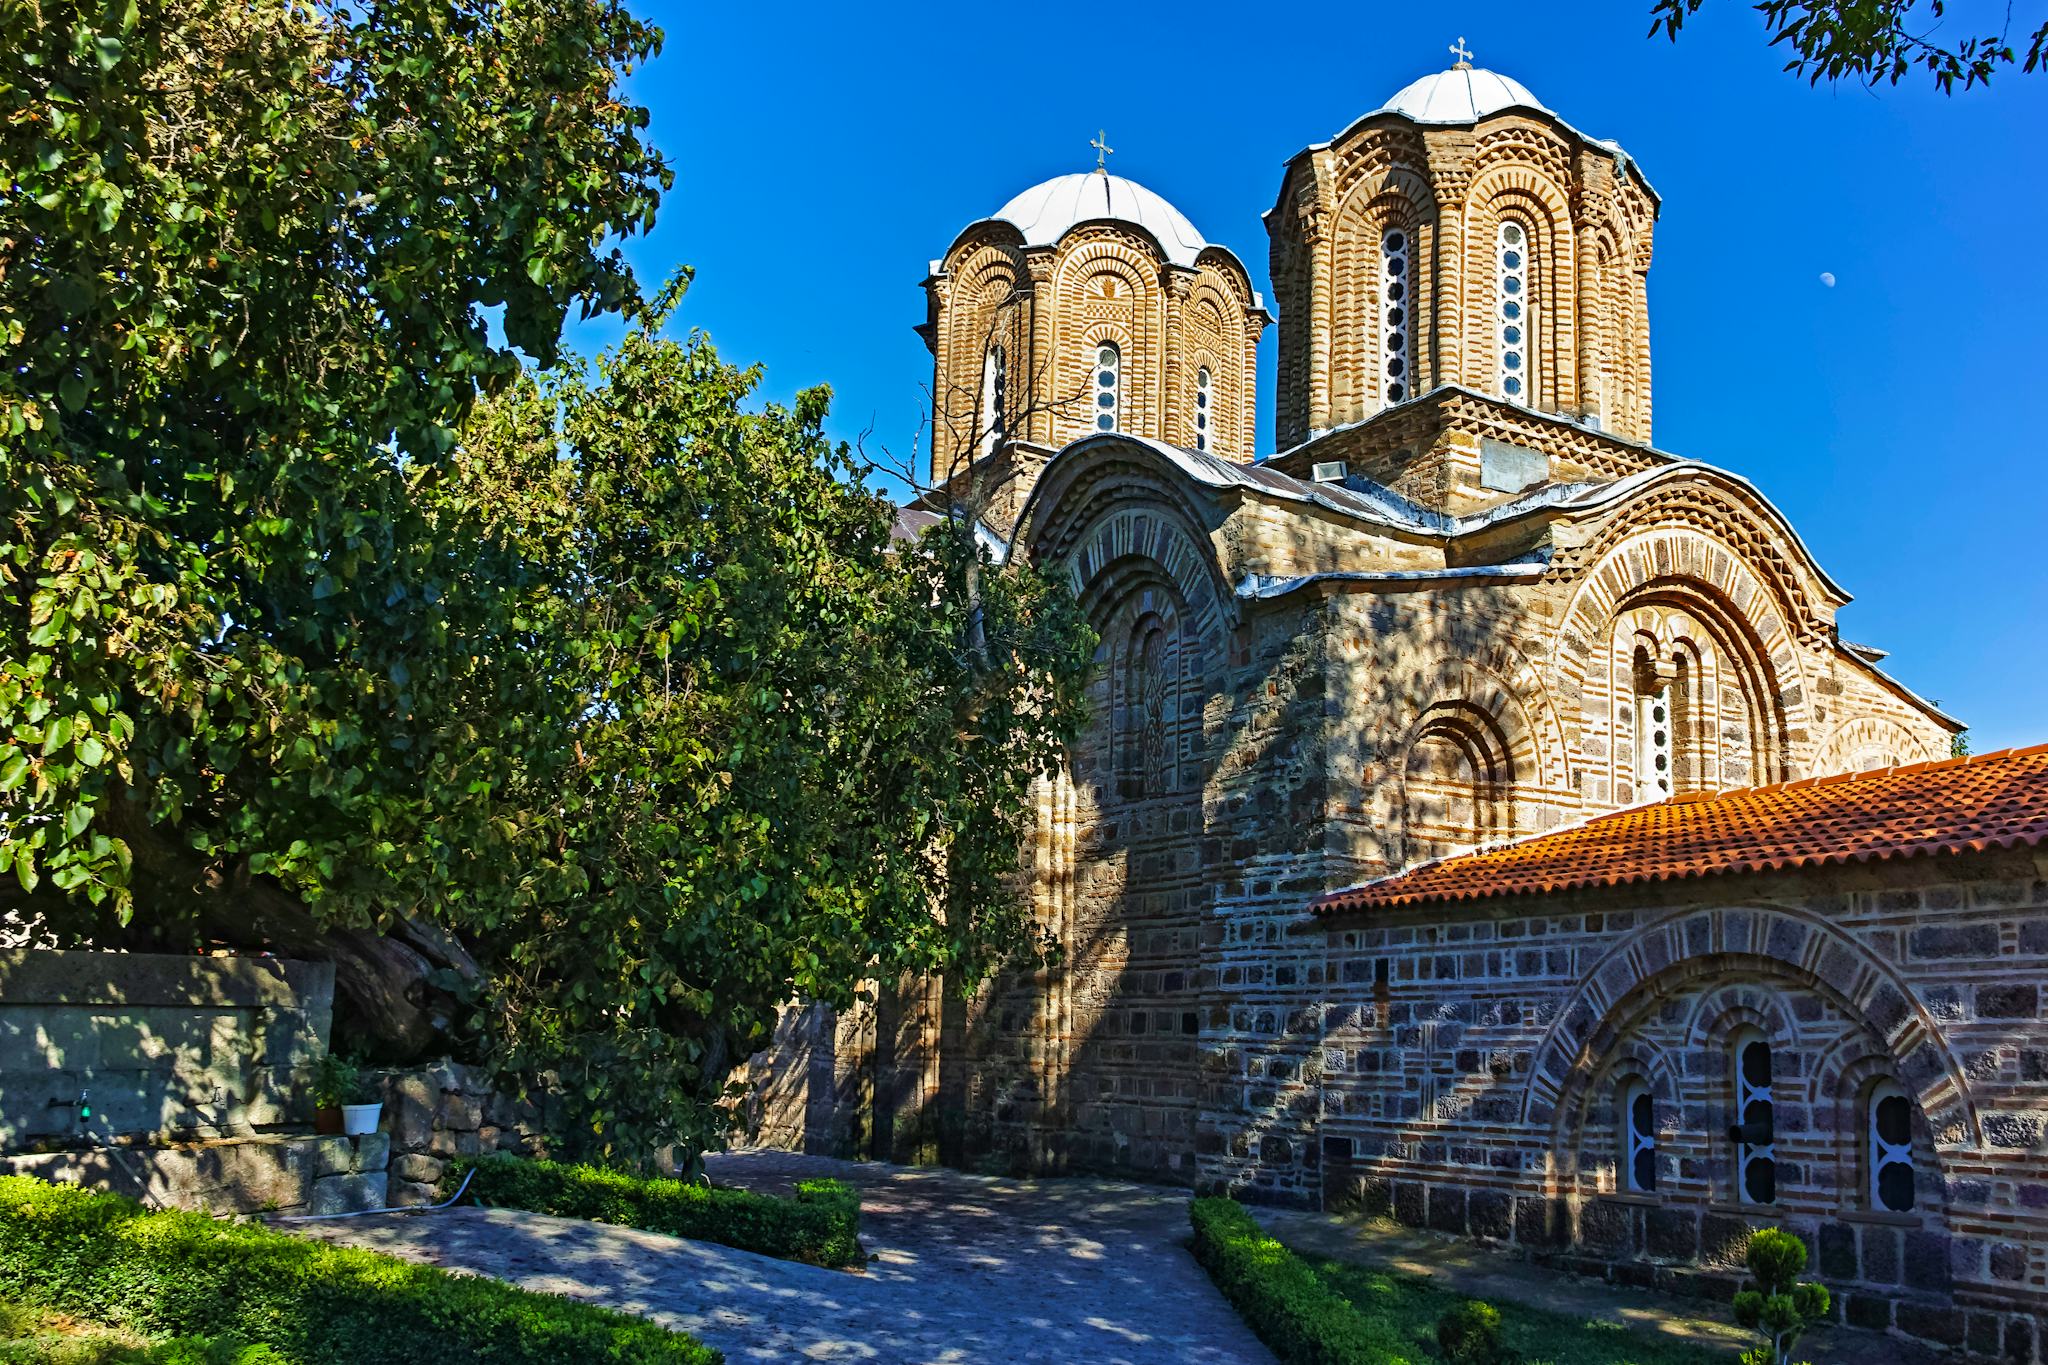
[[743, 57, 2048, 1359]]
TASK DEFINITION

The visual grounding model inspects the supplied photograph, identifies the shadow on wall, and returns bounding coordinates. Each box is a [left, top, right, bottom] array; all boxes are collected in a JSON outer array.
[[0, 950, 334, 1152]]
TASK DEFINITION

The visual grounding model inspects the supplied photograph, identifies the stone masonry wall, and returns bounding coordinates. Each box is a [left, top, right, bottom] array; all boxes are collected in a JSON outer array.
[[0, 949, 333, 1150], [1319, 852, 2048, 1364]]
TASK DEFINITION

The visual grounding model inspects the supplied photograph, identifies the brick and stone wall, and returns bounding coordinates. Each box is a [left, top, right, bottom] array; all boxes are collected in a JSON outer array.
[[1319, 851, 2048, 1364], [0, 949, 333, 1149]]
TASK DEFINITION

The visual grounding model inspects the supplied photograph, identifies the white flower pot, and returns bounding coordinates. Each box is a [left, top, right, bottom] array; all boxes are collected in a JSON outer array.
[[341, 1101, 383, 1136]]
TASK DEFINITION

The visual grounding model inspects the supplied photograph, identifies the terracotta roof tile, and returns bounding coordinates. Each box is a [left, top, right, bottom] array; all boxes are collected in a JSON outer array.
[[1312, 743, 2048, 916]]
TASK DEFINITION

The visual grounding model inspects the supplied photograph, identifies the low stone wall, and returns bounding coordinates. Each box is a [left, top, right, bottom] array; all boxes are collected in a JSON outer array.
[[377, 1059, 552, 1206], [0, 1133, 388, 1215], [0, 949, 334, 1149]]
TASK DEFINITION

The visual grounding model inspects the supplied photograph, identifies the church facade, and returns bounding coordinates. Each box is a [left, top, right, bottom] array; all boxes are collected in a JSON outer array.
[[740, 58, 2048, 1360]]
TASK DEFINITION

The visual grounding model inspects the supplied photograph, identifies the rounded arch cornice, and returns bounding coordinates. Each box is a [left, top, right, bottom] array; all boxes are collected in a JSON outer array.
[[1383, 651, 1572, 796], [1813, 715, 1942, 773], [1466, 164, 1573, 226], [1015, 439, 1231, 611], [1527, 902, 1983, 1149]]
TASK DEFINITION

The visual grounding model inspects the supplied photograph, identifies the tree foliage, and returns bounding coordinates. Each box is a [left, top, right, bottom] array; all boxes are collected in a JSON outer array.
[[1730, 1227, 1830, 1365], [1651, 0, 2047, 90], [441, 303, 1093, 1160], [2, 0, 1095, 1163]]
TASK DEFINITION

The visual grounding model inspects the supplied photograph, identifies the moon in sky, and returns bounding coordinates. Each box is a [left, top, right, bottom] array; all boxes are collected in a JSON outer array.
[[1819, 271, 1837, 288]]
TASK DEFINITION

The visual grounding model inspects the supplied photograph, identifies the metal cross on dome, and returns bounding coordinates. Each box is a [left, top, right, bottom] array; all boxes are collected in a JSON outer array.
[[1091, 129, 1114, 172], [1449, 35, 1473, 67]]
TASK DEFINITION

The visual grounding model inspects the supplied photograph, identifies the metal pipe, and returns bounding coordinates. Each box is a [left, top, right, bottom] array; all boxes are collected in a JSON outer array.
[[262, 1166, 477, 1224]]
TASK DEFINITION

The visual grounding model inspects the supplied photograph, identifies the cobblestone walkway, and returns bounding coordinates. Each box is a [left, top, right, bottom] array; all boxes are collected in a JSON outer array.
[[294, 1149, 1275, 1364]]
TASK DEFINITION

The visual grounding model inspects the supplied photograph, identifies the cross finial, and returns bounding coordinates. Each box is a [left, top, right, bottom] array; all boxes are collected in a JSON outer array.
[[1449, 35, 1473, 68], [1090, 129, 1114, 172]]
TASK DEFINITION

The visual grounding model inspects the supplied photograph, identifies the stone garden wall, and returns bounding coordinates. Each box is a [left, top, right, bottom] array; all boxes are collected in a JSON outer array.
[[0, 949, 333, 1148]]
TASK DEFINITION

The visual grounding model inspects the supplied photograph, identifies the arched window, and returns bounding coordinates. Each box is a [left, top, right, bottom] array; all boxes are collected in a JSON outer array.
[[1730, 1031, 1776, 1204], [1636, 682, 1673, 801], [980, 344, 1007, 452], [1622, 1078, 1656, 1193], [1094, 343, 1120, 432], [1496, 220, 1530, 402], [1869, 1081, 1915, 1213], [1381, 226, 1412, 407], [1117, 617, 1172, 799], [1194, 366, 1213, 453]]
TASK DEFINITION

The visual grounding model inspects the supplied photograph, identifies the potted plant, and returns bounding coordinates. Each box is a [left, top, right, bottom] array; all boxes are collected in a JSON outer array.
[[311, 1052, 363, 1135], [341, 1070, 384, 1137]]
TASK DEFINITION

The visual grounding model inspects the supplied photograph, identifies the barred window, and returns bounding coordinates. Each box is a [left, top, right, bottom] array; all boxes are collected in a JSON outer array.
[[1195, 366, 1213, 452], [981, 344, 1007, 450]]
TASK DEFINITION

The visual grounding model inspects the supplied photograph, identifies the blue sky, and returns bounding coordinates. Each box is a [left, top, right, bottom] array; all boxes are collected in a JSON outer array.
[[588, 0, 2048, 751]]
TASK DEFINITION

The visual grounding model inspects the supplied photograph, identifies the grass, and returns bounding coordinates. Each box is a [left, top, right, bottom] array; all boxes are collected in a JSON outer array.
[[1308, 1257, 1716, 1365], [0, 1301, 281, 1365], [1189, 1197, 1717, 1365]]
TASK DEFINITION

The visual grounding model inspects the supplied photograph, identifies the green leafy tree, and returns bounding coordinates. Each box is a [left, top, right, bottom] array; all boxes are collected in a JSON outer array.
[[2, 0, 670, 1047], [2, 0, 1094, 1163], [439, 295, 1093, 1161], [1651, 0, 2046, 90], [1731, 1227, 1831, 1365]]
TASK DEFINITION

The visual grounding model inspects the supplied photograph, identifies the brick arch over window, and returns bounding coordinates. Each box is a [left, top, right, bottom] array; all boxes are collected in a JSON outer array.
[[1552, 524, 1820, 791], [1330, 171, 1435, 426], [1527, 905, 1981, 1151], [1813, 715, 1942, 774], [1399, 701, 1516, 860], [1569, 1041, 1685, 1195]]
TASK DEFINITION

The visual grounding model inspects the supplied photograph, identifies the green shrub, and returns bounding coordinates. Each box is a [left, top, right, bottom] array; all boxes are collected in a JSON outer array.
[[1435, 1300, 1509, 1365], [1188, 1197, 1400, 1365], [0, 1177, 718, 1365], [1730, 1228, 1828, 1365], [443, 1154, 861, 1268]]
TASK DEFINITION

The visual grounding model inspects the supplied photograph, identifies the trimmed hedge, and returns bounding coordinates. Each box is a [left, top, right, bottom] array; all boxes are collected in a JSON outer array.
[[0, 1177, 719, 1365], [1189, 1196, 1413, 1365], [443, 1154, 861, 1268]]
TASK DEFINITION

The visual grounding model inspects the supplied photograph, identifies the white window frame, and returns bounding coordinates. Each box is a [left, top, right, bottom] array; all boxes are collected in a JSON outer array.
[[1094, 343, 1120, 433], [980, 344, 1007, 454], [1622, 1078, 1656, 1193], [1869, 1080, 1915, 1213], [1636, 684, 1673, 802], [1194, 366, 1213, 452], [1733, 1031, 1776, 1205], [1497, 219, 1530, 402], [1381, 226, 1412, 408]]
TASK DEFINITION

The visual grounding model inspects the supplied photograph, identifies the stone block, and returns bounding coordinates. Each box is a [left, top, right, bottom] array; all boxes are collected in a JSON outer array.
[[1514, 1195, 1565, 1248], [391, 1073, 436, 1150], [1817, 1221, 1857, 1280], [310, 1135, 354, 1178], [392, 1180, 440, 1208], [392, 1153, 444, 1185], [1699, 1213, 1753, 1270], [1393, 1181, 1425, 1228], [437, 1091, 483, 1133], [1579, 1199, 1634, 1254], [1894, 1301, 1966, 1347], [1468, 1188, 1511, 1240], [308, 1171, 388, 1216], [1426, 1184, 1467, 1235], [1843, 1292, 1892, 1331], [1902, 1230, 1952, 1291], [351, 1132, 390, 1174], [1646, 1206, 1697, 1261]]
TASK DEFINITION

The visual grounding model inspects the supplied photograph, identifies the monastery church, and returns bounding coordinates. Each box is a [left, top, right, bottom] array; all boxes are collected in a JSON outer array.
[[748, 52, 2048, 1359]]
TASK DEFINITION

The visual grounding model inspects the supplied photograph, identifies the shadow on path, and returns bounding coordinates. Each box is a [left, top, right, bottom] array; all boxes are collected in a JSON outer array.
[[296, 1149, 1275, 1365]]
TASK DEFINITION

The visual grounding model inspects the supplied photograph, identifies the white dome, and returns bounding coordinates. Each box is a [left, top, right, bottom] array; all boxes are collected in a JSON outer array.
[[990, 171, 1208, 268], [1377, 65, 1548, 124]]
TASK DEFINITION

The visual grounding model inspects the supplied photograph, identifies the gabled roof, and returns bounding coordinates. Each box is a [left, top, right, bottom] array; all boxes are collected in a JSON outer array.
[[1312, 744, 2048, 916]]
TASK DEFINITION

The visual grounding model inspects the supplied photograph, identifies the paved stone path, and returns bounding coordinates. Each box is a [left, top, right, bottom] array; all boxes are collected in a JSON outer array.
[[294, 1149, 1276, 1364]]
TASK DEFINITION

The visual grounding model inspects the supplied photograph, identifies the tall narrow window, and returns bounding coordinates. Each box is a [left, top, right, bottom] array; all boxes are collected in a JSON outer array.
[[1869, 1081, 1915, 1212], [1381, 226, 1411, 407], [1622, 1079, 1657, 1193], [1094, 344, 1120, 432], [1497, 220, 1529, 401], [981, 344, 1007, 452], [1731, 1033, 1776, 1205], [1194, 366, 1213, 452], [1636, 684, 1673, 801]]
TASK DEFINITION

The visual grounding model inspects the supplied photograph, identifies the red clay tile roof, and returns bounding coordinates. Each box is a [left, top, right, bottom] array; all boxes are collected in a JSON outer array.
[[1312, 743, 2048, 916]]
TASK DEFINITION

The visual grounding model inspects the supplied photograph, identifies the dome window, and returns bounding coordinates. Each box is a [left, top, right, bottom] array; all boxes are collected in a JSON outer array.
[[1729, 1031, 1777, 1205], [1095, 344, 1121, 432], [1622, 1078, 1656, 1193], [1194, 366, 1213, 453], [1497, 220, 1530, 400], [1381, 226, 1412, 407], [980, 344, 1007, 455], [1869, 1081, 1915, 1212]]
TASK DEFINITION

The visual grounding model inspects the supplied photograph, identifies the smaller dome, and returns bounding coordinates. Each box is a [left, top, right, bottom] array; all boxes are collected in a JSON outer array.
[[990, 171, 1208, 268], [1377, 65, 1548, 125]]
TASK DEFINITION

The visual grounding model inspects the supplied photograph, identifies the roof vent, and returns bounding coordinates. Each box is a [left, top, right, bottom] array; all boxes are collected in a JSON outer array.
[[1311, 460, 1348, 483]]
